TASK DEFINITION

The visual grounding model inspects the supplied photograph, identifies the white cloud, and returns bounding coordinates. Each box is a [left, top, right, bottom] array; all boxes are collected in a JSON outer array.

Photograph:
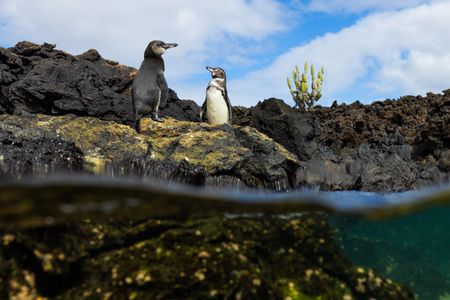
[[369, 51, 450, 93], [2, 0, 449, 108], [303, 0, 433, 14], [0, 0, 286, 102], [231, 1, 450, 106]]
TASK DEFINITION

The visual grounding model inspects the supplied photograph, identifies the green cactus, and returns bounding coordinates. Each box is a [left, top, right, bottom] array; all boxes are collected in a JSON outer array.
[[287, 61, 324, 110]]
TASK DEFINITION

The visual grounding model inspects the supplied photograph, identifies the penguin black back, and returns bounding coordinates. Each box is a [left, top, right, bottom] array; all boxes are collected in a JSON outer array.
[[132, 40, 178, 132]]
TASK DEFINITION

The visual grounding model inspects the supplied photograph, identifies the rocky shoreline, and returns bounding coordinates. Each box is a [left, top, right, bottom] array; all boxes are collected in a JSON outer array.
[[1, 41, 449, 192], [237, 94, 450, 191], [0, 114, 298, 190], [0, 41, 433, 299]]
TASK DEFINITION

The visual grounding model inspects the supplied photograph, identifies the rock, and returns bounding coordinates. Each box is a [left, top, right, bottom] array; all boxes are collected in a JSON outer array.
[[0, 41, 136, 123], [439, 150, 450, 172], [296, 140, 418, 191], [160, 89, 201, 122], [139, 117, 299, 189], [0, 212, 413, 299], [0, 41, 200, 125], [0, 122, 84, 179], [0, 114, 299, 190], [2, 41, 449, 191], [232, 105, 252, 126], [250, 99, 318, 161], [242, 93, 450, 192]]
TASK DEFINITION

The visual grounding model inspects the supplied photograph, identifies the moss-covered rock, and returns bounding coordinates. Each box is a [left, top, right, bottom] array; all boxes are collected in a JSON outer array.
[[0, 114, 298, 189], [0, 213, 413, 300], [141, 118, 299, 189]]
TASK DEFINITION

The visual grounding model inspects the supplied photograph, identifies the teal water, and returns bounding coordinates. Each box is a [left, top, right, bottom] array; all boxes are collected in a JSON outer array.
[[331, 204, 450, 300], [1, 177, 449, 299]]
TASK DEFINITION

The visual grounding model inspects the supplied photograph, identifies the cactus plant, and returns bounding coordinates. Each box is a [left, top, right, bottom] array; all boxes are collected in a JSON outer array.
[[287, 62, 324, 110]]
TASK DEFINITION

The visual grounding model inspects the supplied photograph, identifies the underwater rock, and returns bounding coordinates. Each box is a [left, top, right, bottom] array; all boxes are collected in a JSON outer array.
[[0, 114, 298, 189], [0, 213, 413, 299], [0, 41, 200, 125]]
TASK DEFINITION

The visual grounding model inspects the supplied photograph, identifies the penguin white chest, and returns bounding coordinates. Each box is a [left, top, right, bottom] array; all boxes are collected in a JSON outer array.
[[206, 87, 229, 124]]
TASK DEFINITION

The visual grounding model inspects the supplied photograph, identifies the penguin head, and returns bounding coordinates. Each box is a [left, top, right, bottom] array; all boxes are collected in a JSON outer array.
[[206, 66, 226, 80], [145, 40, 178, 58]]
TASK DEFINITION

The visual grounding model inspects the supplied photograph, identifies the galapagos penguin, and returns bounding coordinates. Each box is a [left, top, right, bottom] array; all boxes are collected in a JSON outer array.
[[200, 66, 232, 125], [132, 40, 178, 132]]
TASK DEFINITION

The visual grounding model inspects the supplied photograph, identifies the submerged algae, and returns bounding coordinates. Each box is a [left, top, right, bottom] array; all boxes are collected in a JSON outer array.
[[0, 213, 412, 299]]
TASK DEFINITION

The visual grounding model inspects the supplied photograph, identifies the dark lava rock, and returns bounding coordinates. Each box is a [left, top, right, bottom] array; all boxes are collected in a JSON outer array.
[[2, 41, 449, 191], [162, 89, 201, 122], [250, 98, 318, 161], [0, 41, 200, 125], [0, 212, 413, 299], [232, 105, 252, 126], [0, 131, 84, 179], [243, 93, 450, 192]]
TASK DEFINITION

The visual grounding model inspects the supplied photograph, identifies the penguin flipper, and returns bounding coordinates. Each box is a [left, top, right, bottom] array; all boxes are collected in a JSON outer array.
[[226, 96, 233, 124], [222, 89, 233, 124], [200, 99, 207, 122], [157, 73, 168, 108]]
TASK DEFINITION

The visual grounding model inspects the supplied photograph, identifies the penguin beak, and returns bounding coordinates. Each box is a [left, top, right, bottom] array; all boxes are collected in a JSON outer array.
[[162, 43, 178, 49], [206, 66, 213, 73]]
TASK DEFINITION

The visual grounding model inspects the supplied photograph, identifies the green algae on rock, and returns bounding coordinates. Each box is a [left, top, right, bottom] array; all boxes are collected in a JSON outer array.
[[0, 213, 413, 300], [0, 114, 299, 189], [140, 118, 299, 188]]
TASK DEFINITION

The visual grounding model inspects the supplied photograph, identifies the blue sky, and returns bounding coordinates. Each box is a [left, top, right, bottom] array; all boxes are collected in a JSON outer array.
[[1, 0, 449, 107]]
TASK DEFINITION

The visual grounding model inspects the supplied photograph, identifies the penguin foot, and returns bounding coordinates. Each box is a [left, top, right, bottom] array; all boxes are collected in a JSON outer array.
[[134, 120, 141, 133], [151, 112, 164, 123]]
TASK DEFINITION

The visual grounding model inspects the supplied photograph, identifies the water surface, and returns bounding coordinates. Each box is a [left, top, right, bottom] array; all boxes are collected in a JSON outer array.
[[1, 176, 449, 299]]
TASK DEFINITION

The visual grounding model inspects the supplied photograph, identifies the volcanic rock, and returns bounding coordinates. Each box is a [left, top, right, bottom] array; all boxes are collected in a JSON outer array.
[[0, 41, 200, 125], [247, 95, 450, 191], [0, 114, 298, 190], [1, 41, 449, 191]]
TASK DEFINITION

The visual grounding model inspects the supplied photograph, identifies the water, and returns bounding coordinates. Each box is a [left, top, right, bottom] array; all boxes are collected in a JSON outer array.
[[1, 176, 449, 299], [331, 206, 450, 299]]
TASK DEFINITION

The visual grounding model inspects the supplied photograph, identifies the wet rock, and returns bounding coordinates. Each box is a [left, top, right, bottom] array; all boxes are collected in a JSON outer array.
[[296, 141, 418, 191], [0, 124, 83, 179], [439, 150, 450, 172], [0, 213, 413, 299], [0, 114, 298, 189]]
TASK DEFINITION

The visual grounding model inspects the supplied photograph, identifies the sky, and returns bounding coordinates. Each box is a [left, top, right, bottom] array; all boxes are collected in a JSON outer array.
[[1, 0, 449, 107]]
